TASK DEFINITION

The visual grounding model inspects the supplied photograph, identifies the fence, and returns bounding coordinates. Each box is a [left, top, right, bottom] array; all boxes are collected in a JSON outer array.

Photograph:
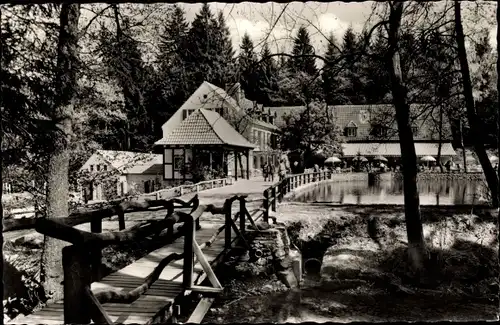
[[3, 190, 266, 324], [262, 170, 331, 222], [3, 178, 234, 220]]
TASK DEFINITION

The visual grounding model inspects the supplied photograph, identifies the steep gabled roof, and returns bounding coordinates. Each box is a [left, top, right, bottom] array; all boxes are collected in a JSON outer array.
[[268, 104, 452, 141], [155, 108, 256, 149], [79, 150, 162, 174]]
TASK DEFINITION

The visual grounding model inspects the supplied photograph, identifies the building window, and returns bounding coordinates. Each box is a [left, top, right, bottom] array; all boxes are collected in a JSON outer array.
[[182, 109, 195, 120], [411, 126, 418, 134], [97, 164, 101, 172], [371, 125, 388, 138], [253, 130, 258, 144], [103, 165, 107, 171], [345, 127, 357, 137], [173, 155, 184, 171], [90, 165, 94, 172]]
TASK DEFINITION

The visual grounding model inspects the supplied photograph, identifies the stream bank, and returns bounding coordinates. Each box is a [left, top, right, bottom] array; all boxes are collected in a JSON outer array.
[[201, 204, 499, 323]]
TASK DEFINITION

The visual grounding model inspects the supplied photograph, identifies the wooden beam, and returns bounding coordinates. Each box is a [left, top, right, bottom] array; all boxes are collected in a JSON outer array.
[[187, 298, 215, 324], [192, 240, 222, 289], [188, 286, 223, 294]]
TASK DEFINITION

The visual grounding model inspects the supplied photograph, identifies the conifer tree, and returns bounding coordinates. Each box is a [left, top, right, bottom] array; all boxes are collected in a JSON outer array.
[[322, 33, 344, 104], [289, 26, 317, 76], [238, 33, 259, 101]]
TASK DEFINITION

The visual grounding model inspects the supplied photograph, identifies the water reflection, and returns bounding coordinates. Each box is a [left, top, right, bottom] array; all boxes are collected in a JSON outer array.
[[292, 179, 487, 205]]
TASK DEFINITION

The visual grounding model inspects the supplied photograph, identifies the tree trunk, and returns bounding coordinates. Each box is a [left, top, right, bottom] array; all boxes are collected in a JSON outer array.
[[387, 2, 427, 271], [497, 0, 500, 238], [460, 120, 467, 172], [41, 4, 80, 302], [454, 0, 499, 207], [437, 104, 444, 172]]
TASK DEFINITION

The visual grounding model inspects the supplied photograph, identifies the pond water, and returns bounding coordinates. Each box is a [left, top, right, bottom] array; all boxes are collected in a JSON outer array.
[[291, 178, 488, 205]]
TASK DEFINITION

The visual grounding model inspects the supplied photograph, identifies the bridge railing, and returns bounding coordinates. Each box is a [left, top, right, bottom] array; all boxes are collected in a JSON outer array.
[[3, 192, 263, 324], [262, 170, 331, 222]]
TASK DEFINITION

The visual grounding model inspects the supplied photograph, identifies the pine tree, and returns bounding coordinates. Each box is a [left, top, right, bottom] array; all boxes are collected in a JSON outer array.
[[337, 26, 365, 104], [257, 42, 280, 105], [155, 4, 190, 132], [159, 4, 188, 70], [322, 33, 344, 104], [183, 3, 218, 88], [238, 33, 259, 101], [183, 4, 235, 89], [289, 26, 317, 76], [99, 13, 149, 150], [213, 11, 236, 87], [362, 30, 391, 104]]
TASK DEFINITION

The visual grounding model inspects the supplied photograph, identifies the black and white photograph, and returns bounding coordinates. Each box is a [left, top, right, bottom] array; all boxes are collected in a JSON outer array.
[[1, 1, 499, 323]]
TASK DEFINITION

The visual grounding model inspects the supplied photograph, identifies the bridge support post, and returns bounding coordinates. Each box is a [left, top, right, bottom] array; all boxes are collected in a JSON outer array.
[[239, 198, 246, 236], [183, 217, 195, 289], [271, 187, 277, 212], [90, 219, 103, 281], [224, 202, 232, 249], [63, 245, 92, 325], [263, 190, 269, 223]]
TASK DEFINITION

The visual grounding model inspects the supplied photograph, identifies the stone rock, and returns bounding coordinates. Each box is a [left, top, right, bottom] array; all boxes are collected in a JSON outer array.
[[261, 284, 274, 293], [277, 269, 299, 289], [320, 239, 382, 281]]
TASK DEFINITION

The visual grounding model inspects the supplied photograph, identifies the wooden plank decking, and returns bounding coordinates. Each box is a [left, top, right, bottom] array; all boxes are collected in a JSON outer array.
[[8, 217, 236, 325]]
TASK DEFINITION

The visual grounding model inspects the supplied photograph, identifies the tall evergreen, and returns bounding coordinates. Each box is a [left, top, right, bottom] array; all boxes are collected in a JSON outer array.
[[213, 11, 237, 87], [99, 23, 149, 150], [238, 33, 259, 101], [362, 29, 391, 104], [322, 33, 344, 104], [154, 4, 190, 131], [183, 4, 235, 89], [289, 26, 317, 76], [183, 3, 219, 88], [257, 42, 280, 106], [337, 26, 365, 104]]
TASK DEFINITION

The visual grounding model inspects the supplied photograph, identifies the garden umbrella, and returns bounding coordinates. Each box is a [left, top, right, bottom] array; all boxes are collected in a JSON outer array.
[[352, 156, 368, 162], [420, 156, 436, 162], [325, 156, 341, 164], [374, 156, 388, 162]]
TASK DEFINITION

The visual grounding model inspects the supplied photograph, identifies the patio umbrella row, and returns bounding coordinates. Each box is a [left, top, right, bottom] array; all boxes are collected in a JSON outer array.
[[324, 154, 499, 165], [325, 156, 388, 163]]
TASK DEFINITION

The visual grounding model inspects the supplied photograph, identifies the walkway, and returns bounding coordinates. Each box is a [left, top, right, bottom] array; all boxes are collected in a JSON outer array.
[[7, 178, 275, 325]]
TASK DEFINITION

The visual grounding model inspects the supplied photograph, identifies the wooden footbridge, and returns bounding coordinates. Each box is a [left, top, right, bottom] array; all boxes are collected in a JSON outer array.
[[4, 171, 331, 324]]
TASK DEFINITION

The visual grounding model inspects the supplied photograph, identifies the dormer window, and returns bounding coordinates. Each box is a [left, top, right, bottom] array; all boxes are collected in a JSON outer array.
[[344, 121, 358, 137], [371, 125, 388, 138], [345, 127, 357, 137]]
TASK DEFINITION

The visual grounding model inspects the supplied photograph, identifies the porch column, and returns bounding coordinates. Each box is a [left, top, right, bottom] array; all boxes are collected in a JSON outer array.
[[246, 149, 250, 179], [234, 151, 238, 181]]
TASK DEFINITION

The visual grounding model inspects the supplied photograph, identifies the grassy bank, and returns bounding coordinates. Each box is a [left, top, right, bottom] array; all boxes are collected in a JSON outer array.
[[202, 204, 498, 323]]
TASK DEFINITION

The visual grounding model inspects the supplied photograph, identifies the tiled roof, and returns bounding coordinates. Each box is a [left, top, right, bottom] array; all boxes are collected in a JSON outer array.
[[268, 104, 452, 141], [155, 108, 256, 149], [94, 150, 161, 171], [123, 156, 163, 174], [342, 142, 457, 157]]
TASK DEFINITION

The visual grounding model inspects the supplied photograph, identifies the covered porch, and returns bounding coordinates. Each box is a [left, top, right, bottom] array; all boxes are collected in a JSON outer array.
[[154, 108, 256, 183], [341, 142, 457, 168]]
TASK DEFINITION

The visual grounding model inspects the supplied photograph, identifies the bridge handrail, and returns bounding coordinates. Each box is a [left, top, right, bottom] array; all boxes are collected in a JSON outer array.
[[262, 170, 332, 222], [19, 190, 257, 325]]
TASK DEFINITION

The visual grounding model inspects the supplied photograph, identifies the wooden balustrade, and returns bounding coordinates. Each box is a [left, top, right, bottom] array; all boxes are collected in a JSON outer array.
[[261, 170, 331, 223]]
